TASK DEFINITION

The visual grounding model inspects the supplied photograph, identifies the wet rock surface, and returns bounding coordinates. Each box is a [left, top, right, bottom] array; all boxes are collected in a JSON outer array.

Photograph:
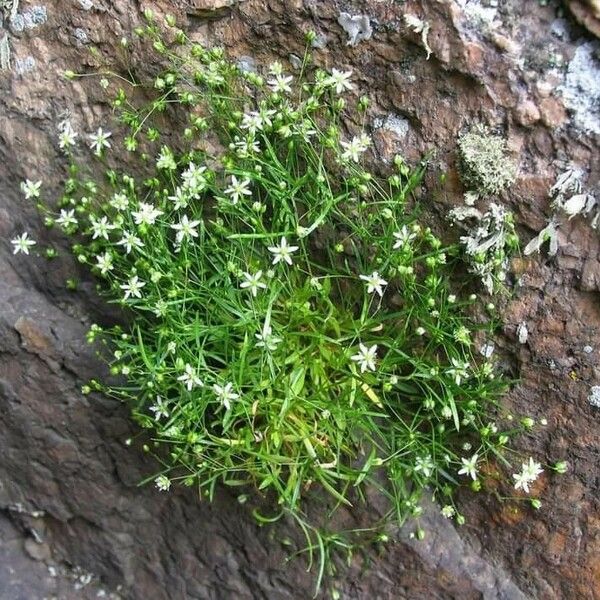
[[0, 0, 599, 598]]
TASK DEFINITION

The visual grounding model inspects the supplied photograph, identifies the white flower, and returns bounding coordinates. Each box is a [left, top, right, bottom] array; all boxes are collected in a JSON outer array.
[[213, 382, 240, 410], [110, 193, 129, 211], [156, 146, 177, 170], [89, 215, 116, 240], [359, 271, 388, 297], [177, 363, 203, 391], [447, 358, 470, 385], [255, 323, 282, 351], [88, 127, 112, 155], [154, 475, 171, 491], [340, 135, 370, 162], [56, 209, 78, 228], [117, 231, 144, 254], [58, 122, 78, 152], [268, 74, 293, 94], [11, 232, 36, 255], [95, 251, 114, 275], [168, 187, 189, 210], [224, 175, 252, 204], [441, 505, 455, 519], [268, 237, 299, 266], [149, 396, 169, 420], [132, 202, 164, 226], [120, 275, 146, 300], [171, 214, 200, 244], [325, 69, 353, 94], [512, 471, 532, 493], [414, 454, 435, 478], [269, 61, 284, 76], [458, 454, 479, 481], [182, 163, 207, 196], [522, 457, 544, 481], [240, 270, 267, 297], [20, 179, 42, 200], [234, 137, 260, 158], [351, 343, 378, 373], [240, 112, 264, 135], [392, 225, 417, 249]]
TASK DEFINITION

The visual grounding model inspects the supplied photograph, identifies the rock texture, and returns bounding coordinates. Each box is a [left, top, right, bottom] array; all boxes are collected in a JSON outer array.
[[0, 0, 599, 598]]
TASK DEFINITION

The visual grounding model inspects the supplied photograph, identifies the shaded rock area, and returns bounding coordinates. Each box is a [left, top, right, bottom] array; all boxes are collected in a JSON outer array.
[[0, 0, 599, 598]]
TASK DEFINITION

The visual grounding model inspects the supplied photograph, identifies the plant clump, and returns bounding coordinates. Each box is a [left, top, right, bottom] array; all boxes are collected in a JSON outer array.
[[12, 12, 565, 588], [457, 124, 517, 196]]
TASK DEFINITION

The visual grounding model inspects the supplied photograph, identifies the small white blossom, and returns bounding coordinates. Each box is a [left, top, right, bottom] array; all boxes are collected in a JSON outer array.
[[360, 271, 388, 297], [149, 396, 170, 420], [240, 112, 264, 135], [132, 202, 164, 226], [224, 175, 252, 204], [21, 179, 42, 200], [441, 505, 455, 519], [56, 209, 78, 229], [325, 69, 353, 94], [58, 122, 78, 152], [177, 363, 203, 391], [414, 454, 435, 478], [120, 275, 146, 300], [88, 127, 112, 155], [458, 454, 479, 481], [156, 146, 177, 170], [168, 187, 189, 210], [447, 358, 470, 385], [268, 237, 299, 266], [393, 225, 417, 249], [182, 163, 207, 197], [95, 251, 114, 275], [110, 193, 129, 211], [351, 343, 378, 373], [340, 134, 370, 162], [268, 73, 293, 94], [154, 475, 171, 491], [11, 232, 36, 255], [89, 215, 116, 240], [170, 214, 200, 244], [240, 270, 267, 297], [255, 323, 282, 351], [117, 231, 144, 254], [213, 382, 240, 410], [234, 137, 260, 158]]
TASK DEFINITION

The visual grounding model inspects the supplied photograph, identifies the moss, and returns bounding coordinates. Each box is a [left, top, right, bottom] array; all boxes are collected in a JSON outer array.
[[458, 125, 517, 196]]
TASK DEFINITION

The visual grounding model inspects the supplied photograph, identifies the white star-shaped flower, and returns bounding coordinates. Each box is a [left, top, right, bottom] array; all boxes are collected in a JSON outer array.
[[132, 202, 164, 226], [88, 127, 112, 156], [11, 232, 36, 255], [240, 270, 267, 297], [458, 454, 479, 481], [268, 74, 293, 94], [56, 209, 78, 229], [170, 214, 201, 244], [149, 396, 170, 420], [351, 343, 378, 373], [177, 363, 203, 391], [359, 271, 388, 297], [392, 225, 417, 249], [268, 237, 299, 266], [20, 179, 42, 200], [224, 175, 252, 204], [89, 215, 116, 240], [325, 69, 353, 94], [213, 382, 240, 410], [117, 231, 144, 254], [120, 275, 146, 300], [95, 251, 114, 275]]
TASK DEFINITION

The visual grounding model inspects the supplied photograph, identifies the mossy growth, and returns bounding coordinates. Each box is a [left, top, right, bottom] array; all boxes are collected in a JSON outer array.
[[457, 125, 517, 196]]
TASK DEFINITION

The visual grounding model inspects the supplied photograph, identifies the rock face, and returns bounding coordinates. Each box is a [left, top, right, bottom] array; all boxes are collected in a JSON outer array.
[[0, 1, 599, 598]]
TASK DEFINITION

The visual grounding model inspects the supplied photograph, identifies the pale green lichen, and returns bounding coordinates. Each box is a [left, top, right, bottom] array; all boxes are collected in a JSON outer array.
[[458, 125, 517, 196]]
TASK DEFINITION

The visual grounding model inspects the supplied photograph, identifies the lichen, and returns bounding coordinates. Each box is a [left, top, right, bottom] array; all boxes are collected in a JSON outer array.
[[457, 125, 517, 196]]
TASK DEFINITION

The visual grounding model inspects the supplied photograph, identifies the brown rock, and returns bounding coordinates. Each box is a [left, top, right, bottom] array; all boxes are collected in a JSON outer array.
[[539, 96, 568, 128], [567, 0, 600, 38], [514, 98, 541, 126]]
